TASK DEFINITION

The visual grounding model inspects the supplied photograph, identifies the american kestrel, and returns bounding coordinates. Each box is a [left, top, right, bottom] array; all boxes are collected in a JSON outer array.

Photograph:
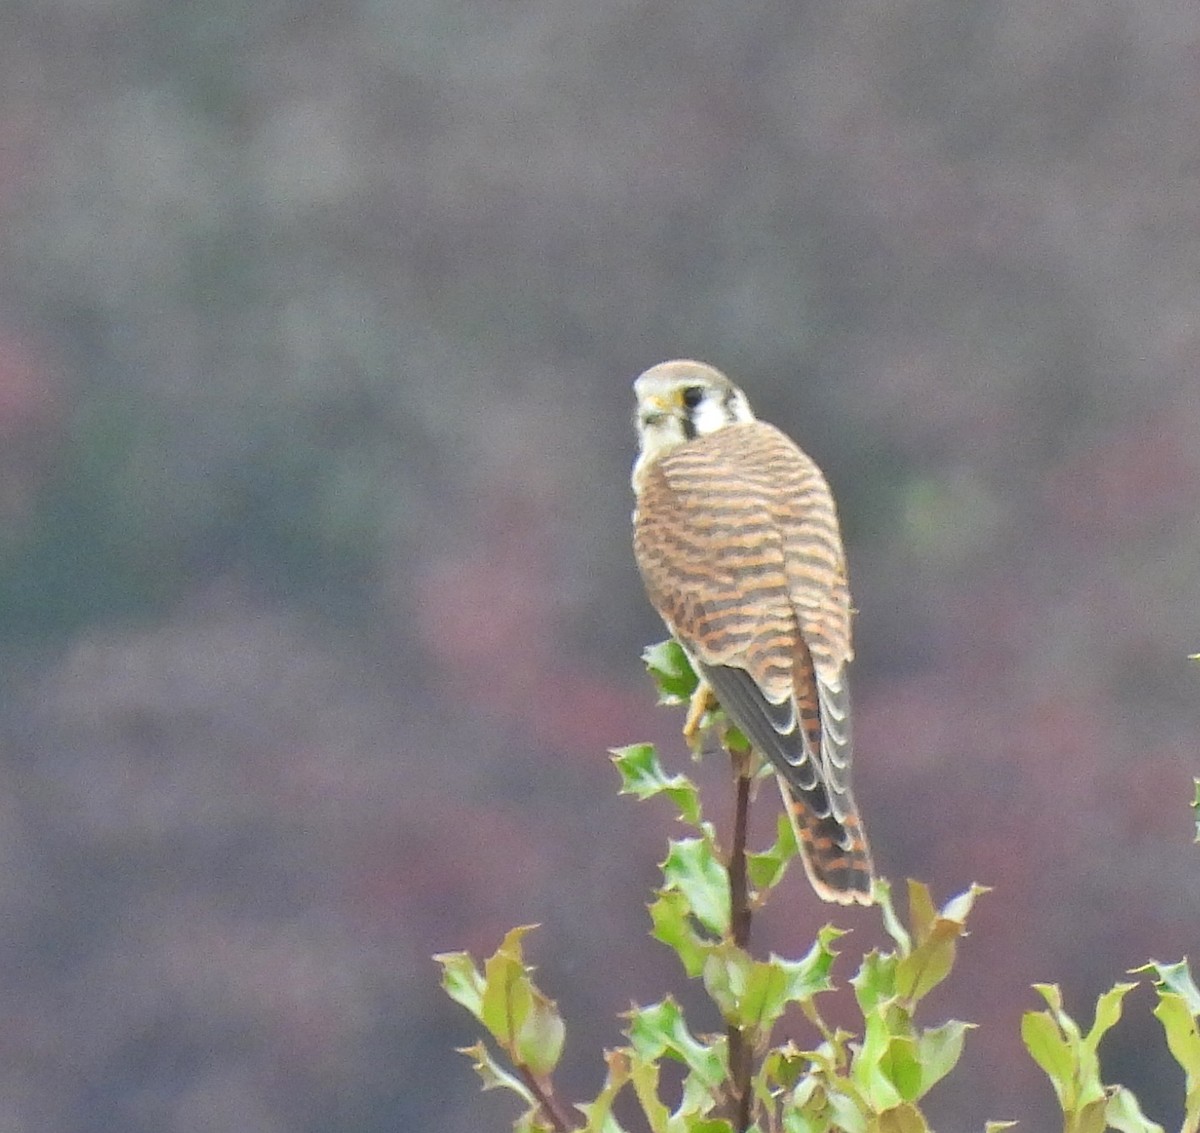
[[631, 360, 875, 906]]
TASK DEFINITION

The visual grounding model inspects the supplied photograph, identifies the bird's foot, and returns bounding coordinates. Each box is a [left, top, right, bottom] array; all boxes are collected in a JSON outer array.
[[682, 682, 716, 750]]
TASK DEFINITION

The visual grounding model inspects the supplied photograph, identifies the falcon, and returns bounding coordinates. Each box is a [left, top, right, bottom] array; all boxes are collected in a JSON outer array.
[[631, 359, 875, 905]]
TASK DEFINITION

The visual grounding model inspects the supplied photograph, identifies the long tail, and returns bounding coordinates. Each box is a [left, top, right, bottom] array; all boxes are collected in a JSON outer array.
[[777, 776, 875, 905]]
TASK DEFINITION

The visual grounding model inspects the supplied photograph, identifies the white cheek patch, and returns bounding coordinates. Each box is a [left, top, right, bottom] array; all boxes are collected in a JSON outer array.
[[692, 396, 729, 435], [693, 391, 752, 434]]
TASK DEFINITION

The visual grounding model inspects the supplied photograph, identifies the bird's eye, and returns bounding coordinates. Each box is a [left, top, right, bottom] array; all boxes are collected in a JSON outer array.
[[681, 386, 704, 410]]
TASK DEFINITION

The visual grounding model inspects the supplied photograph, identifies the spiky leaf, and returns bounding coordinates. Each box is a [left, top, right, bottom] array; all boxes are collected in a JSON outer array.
[[576, 1050, 633, 1133], [612, 743, 703, 826], [627, 998, 726, 1092], [1135, 959, 1200, 1016], [746, 812, 800, 892], [1105, 1085, 1166, 1133], [435, 949, 486, 1019], [1021, 1010, 1075, 1108], [649, 888, 709, 977], [662, 836, 730, 936], [914, 1020, 973, 1096], [643, 639, 699, 703], [458, 1040, 537, 1103]]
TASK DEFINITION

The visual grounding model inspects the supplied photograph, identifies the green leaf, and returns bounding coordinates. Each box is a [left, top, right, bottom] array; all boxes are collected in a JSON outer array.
[[1193, 779, 1200, 843], [576, 1050, 632, 1133], [457, 1040, 537, 1104], [480, 925, 541, 1045], [914, 1020, 973, 1096], [626, 999, 726, 1092], [1137, 956, 1200, 1130], [1031, 983, 1083, 1045], [906, 881, 937, 946], [514, 984, 566, 1077], [853, 1009, 905, 1112], [435, 949, 486, 1019], [643, 639, 699, 703], [472, 925, 564, 1074], [649, 889, 710, 977], [781, 1114, 826, 1133], [627, 1050, 671, 1133], [702, 942, 753, 1023], [1104, 1085, 1166, 1133], [738, 959, 795, 1032], [857, 1061, 904, 1115], [895, 942, 954, 1005], [824, 1084, 870, 1133], [1083, 982, 1136, 1058], [1023, 982, 1137, 1121], [1135, 958, 1200, 1016], [984, 1123, 1019, 1132], [1073, 1097, 1109, 1133], [852, 950, 898, 1016], [895, 883, 990, 1003], [723, 724, 752, 755], [1151, 994, 1200, 1085], [678, 1075, 731, 1125], [1021, 1010, 1075, 1108], [662, 836, 730, 936], [879, 1036, 922, 1102], [795, 925, 846, 995], [1152, 991, 1200, 1067], [746, 812, 799, 892], [760, 1045, 809, 1094], [611, 743, 703, 826], [874, 1103, 928, 1133], [875, 879, 912, 956], [703, 932, 840, 1032]]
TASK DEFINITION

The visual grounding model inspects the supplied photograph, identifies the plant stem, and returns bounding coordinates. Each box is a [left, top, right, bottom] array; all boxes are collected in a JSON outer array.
[[518, 1067, 579, 1131], [726, 749, 754, 1132], [729, 752, 752, 949]]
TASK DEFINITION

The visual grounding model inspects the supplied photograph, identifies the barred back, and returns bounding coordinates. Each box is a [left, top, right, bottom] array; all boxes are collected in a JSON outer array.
[[633, 420, 874, 905]]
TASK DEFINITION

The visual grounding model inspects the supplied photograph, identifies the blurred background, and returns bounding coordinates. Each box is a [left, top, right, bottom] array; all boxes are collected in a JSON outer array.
[[0, 1, 1197, 1130]]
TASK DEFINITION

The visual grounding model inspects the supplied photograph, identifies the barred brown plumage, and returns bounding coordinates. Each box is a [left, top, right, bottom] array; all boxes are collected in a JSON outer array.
[[631, 359, 875, 905]]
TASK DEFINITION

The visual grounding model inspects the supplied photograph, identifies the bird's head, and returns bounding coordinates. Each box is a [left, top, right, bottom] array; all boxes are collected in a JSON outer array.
[[632, 360, 754, 486]]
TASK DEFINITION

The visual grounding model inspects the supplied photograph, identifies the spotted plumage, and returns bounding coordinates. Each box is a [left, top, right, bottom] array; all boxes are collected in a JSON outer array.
[[632, 359, 874, 905]]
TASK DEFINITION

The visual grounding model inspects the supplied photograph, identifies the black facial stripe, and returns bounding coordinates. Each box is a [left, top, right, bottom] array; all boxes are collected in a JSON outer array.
[[680, 411, 697, 441], [722, 387, 737, 415]]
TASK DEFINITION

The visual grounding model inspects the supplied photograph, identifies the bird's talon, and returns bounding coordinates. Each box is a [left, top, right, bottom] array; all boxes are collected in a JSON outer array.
[[682, 684, 716, 747]]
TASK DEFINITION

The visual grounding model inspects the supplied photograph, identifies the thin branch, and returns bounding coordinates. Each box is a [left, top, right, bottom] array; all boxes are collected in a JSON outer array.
[[725, 747, 755, 1132], [518, 1067, 579, 1132], [729, 752, 753, 950]]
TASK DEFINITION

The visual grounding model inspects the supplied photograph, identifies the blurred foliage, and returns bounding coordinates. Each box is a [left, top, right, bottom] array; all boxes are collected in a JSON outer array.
[[0, 385, 387, 643]]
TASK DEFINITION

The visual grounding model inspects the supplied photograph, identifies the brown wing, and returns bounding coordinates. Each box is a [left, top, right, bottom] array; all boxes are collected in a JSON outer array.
[[633, 420, 873, 904]]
